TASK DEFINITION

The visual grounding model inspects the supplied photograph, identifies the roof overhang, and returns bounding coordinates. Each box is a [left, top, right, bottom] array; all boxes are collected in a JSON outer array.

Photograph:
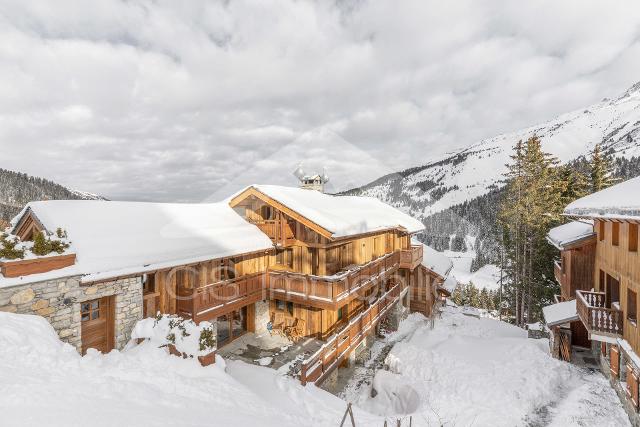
[[229, 186, 334, 239], [545, 233, 596, 251]]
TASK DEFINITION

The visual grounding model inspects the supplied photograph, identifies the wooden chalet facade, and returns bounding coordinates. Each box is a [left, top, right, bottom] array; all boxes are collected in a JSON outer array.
[[543, 221, 596, 356], [543, 176, 640, 420], [0, 184, 443, 385]]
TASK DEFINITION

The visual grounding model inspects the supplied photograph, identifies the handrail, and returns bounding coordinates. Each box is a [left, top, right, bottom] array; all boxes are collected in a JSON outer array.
[[268, 251, 400, 303], [576, 290, 623, 336], [299, 281, 404, 385]]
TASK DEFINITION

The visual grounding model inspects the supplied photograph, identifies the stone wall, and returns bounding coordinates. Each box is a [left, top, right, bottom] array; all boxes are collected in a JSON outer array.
[[0, 275, 143, 352], [254, 300, 270, 335]]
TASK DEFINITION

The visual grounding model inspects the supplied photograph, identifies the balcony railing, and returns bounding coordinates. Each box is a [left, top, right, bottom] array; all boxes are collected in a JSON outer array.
[[554, 260, 563, 284], [399, 244, 423, 270], [176, 273, 265, 323], [268, 251, 400, 310], [300, 281, 404, 385], [576, 290, 623, 338], [251, 220, 295, 246]]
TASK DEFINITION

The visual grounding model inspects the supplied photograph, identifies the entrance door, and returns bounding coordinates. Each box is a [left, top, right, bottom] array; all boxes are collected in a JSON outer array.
[[216, 306, 248, 348], [606, 274, 620, 307], [81, 296, 114, 354]]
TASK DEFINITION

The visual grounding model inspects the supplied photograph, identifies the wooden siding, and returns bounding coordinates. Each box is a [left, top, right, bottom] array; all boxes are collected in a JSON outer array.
[[0, 253, 76, 278], [555, 242, 596, 301], [593, 220, 640, 353]]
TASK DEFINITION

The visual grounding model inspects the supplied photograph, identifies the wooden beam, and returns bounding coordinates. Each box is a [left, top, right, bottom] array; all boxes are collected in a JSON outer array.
[[229, 187, 334, 239]]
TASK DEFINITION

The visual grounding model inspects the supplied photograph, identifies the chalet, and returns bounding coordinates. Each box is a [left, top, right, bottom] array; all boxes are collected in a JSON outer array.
[[0, 184, 440, 386], [543, 220, 596, 359], [407, 244, 454, 317], [542, 176, 640, 418]]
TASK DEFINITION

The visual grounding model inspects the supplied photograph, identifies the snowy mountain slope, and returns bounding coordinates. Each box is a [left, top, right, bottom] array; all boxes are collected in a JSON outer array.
[[345, 82, 640, 221]]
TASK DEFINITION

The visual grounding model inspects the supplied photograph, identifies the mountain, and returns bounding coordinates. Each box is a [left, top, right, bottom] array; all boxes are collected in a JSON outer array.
[[0, 168, 106, 223], [344, 82, 640, 266]]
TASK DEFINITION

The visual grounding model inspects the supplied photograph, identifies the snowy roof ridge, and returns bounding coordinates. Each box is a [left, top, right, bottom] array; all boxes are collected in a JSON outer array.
[[246, 184, 425, 238], [546, 220, 595, 250], [420, 244, 453, 279], [564, 176, 640, 220], [2, 200, 273, 287]]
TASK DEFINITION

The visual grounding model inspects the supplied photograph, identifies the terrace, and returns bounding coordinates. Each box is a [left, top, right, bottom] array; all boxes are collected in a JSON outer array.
[[576, 290, 623, 340]]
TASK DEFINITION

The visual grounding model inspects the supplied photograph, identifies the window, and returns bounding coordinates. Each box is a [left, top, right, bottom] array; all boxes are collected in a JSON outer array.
[[630, 223, 638, 252], [81, 300, 100, 322], [142, 273, 156, 294], [599, 221, 605, 241], [628, 288, 637, 323], [612, 222, 620, 246], [337, 304, 347, 321], [600, 270, 605, 292], [275, 299, 285, 311], [287, 301, 294, 316]]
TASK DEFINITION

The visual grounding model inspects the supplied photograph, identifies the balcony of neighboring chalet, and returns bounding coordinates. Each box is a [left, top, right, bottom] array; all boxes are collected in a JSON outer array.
[[399, 244, 423, 270], [576, 290, 623, 340], [268, 251, 401, 311]]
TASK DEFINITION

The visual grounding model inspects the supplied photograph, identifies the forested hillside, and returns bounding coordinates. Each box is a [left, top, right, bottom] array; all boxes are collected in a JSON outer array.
[[0, 168, 104, 222], [344, 82, 640, 270]]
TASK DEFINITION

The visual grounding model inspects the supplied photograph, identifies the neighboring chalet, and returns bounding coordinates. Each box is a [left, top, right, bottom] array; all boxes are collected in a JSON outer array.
[[408, 244, 454, 317], [543, 220, 596, 358], [542, 176, 640, 419], [0, 184, 443, 386]]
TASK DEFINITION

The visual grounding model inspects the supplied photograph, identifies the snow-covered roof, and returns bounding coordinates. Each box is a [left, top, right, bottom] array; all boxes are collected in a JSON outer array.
[[421, 244, 453, 279], [546, 220, 595, 250], [443, 275, 458, 292], [542, 300, 578, 327], [6, 200, 273, 284], [244, 185, 425, 238], [564, 176, 640, 220]]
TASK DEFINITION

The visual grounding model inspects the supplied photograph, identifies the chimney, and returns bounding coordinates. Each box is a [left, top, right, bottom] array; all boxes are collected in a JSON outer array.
[[293, 164, 329, 192]]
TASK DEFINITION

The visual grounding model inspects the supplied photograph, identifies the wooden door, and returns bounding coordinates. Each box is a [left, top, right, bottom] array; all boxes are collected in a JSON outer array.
[[606, 274, 620, 307], [81, 296, 114, 355]]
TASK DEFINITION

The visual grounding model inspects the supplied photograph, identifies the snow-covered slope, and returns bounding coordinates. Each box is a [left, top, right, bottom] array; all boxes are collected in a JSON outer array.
[[346, 82, 640, 221]]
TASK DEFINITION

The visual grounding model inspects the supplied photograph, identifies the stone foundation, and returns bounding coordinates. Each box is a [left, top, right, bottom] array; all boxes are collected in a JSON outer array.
[[254, 300, 270, 335], [0, 275, 143, 352], [386, 294, 410, 331]]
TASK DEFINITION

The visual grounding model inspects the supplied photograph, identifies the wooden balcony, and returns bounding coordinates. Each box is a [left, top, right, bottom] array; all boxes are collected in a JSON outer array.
[[554, 260, 563, 284], [399, 244, 423, 270], [268, 251, 400, 310], [300, 282, 404, 385], [176, 273, 265, 323], [251, 220, 295, 246], [576, 290, 623, 339]]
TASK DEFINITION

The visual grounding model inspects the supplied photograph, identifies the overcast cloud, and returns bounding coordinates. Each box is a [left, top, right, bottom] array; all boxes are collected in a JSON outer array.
[[1, 0, 639, 201]]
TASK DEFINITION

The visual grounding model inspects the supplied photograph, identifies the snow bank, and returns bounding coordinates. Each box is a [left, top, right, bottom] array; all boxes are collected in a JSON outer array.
[[131, 315, 215, 357], [352, 307, 629, 426], [547, 220, 595, 249], [247, 185, 425, 237], [564, 176, 640, 220]]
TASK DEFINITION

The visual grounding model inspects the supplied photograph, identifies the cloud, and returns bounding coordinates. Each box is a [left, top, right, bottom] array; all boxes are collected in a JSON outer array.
[[0, 0, 639, 201]]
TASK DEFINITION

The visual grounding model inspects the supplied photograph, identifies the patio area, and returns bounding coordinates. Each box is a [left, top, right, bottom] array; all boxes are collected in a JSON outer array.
[[217, 332, 324, 371]]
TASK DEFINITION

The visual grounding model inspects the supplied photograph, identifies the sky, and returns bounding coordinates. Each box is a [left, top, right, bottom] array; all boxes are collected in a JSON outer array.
[[1, 0, 640, 202]]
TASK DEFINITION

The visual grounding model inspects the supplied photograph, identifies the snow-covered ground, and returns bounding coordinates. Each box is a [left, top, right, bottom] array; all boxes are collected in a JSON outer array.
[[446, 248, 502, 291], [345, 308, 630, 426], [0, 309, 630, 427]]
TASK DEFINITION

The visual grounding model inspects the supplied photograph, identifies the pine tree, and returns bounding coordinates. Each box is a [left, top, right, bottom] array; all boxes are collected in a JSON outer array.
[[559, 165, 589, 204], [499, 135, 564, 326], [589, 144, 616, 192]]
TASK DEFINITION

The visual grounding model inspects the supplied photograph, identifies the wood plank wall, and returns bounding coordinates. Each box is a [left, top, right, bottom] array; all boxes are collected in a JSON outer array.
[[594, 220, 640, 353]]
